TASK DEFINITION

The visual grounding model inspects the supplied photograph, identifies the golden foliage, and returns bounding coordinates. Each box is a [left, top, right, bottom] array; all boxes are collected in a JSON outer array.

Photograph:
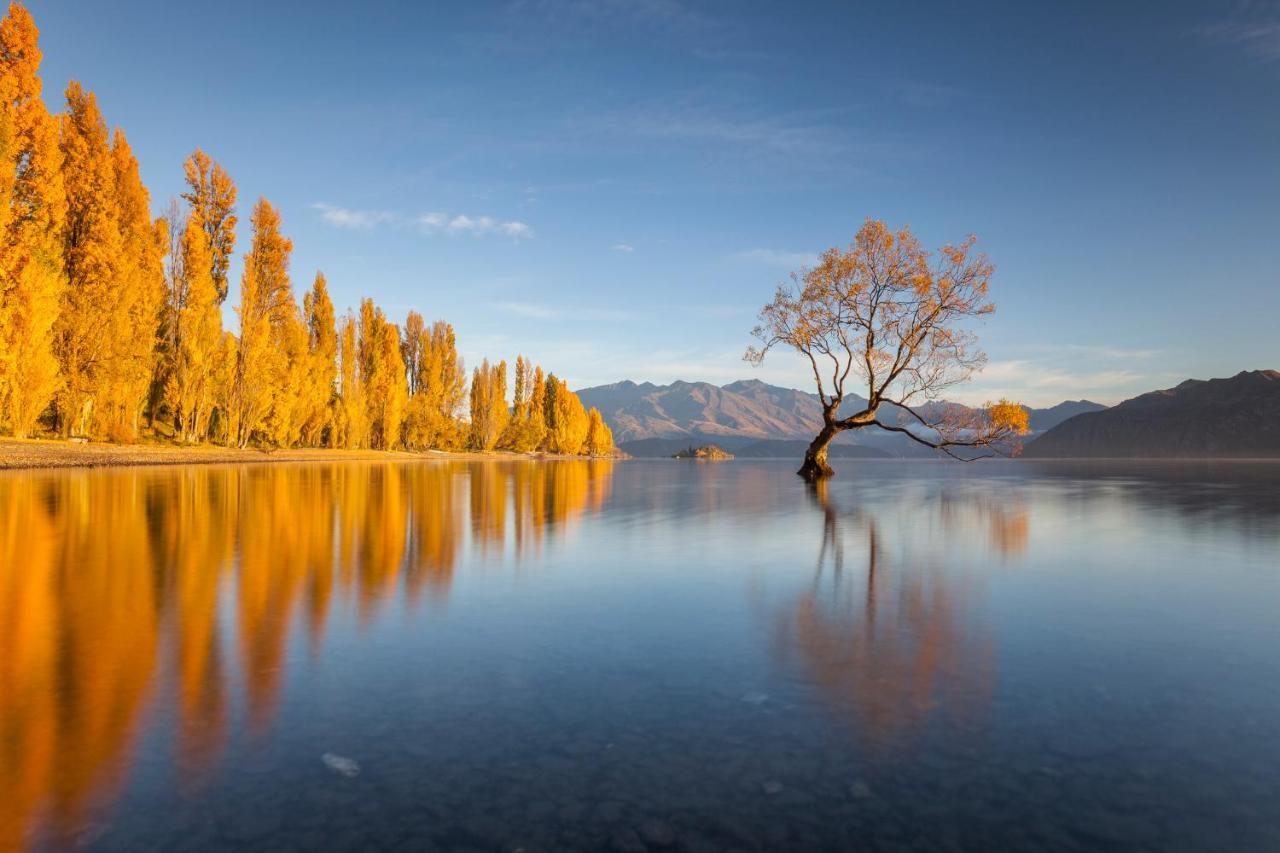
[[0, 2, 65, 438], [335, 313, 366, 449], [299, 272, 337, 446], [54, 81, 120, 436], [469, 357, 509, 451], [232, 198, 296, 447], [180, 149, 236, 303], [543, 373, 589, 455], [987, 398, 1030, 437], [95, 130, 165, 441], [356, 298, 408, 450], [167, 215, 221, 441], [585, 406, 614, 456], [496, 355, 547, 452]]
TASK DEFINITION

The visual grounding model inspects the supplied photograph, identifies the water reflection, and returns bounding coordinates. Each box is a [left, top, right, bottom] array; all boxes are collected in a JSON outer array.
[[0, 459, 613, 849], [775, 481, 1006, 749]]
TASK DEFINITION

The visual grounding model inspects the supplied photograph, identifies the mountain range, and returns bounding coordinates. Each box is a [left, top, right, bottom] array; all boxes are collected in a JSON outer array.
[[578, 378, 1104, 458], [1024, 370, 1280, 458]]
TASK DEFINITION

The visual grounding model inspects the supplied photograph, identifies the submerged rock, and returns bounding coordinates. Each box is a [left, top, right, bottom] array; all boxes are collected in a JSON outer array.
[[321, 753, 361, 778]]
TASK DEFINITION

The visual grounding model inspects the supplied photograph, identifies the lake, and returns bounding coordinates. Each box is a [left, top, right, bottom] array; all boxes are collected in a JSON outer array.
[[2, 458, 1279, 851]]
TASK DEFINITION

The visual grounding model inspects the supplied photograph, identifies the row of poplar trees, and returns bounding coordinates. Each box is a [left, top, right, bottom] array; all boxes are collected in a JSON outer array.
[[0, 4, 613, 455]]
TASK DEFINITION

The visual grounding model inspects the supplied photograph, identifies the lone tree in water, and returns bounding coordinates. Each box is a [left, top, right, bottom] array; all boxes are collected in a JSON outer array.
[[746, 219, 1029, 481]]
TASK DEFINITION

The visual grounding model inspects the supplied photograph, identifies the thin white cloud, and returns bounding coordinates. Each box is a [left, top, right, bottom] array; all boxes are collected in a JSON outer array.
[[1022, 344, 1163, 361], [952, 359, 1173, 408], [312, 204, 533, 240], [732, 248, 818, 268], [1203, 4, 1280, 62], [311, 203, 394, 230], [612, 243, 635, 253], [419, 212, 534, 239], [495, 301, 559, 319]]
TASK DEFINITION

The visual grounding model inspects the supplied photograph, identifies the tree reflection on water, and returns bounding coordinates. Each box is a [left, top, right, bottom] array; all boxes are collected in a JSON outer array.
[[0, 459, 613, 849], [775, 481, 1027, 749]]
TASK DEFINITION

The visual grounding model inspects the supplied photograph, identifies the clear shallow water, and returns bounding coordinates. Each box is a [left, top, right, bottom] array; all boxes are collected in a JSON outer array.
[[2, 458, 1279, 851]]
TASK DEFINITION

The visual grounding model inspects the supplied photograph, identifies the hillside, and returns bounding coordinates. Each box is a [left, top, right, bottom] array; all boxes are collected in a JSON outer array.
[[1025, 370, 1280, 458], [579, 378, 1104, 457]]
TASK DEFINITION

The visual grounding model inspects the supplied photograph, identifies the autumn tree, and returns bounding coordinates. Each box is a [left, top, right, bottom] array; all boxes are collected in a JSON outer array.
[[0, 2, 65, 438], [469, 358, 508, 452], [299, 272, 337, 446], [529, 365, 547, 444], [543, 374, 589, 455], [232, 199, 295, 447], [402, 311, 425, 396], [148, 199, 184, 428], [55, 81, 119, 436], [167, 215, 221, 441], [209, 331, 237, 444], [181, 149, 236, 303], [356, 298, 407, 450], [746, 219, 1029, 480], [96, 129, 164, 440], [584, 406, 614, 456], [404, 318, 466, 450], [336, 314, 366, 449], [498, 355, 546, 452]]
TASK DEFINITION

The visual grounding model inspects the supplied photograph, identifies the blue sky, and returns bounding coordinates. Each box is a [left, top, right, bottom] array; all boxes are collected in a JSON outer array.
[[28, 0, 1280, 406]]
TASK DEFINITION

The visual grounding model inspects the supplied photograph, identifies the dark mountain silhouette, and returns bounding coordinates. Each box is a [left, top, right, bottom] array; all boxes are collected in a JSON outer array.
[[578, 379, 1105, 458], [1025, 370, 1280, 458]]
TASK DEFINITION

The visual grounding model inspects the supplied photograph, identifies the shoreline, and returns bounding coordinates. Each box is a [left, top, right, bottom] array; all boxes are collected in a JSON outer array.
[[0, 438, 615, 471]]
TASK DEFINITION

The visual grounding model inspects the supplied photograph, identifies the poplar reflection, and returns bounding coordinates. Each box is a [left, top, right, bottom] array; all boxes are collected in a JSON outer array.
[[0, 459, 613, 848]]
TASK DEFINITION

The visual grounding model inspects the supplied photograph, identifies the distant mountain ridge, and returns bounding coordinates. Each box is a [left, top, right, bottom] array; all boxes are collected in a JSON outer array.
[[1025, 370, 1280, 458], [578, 378, 1105, 458]]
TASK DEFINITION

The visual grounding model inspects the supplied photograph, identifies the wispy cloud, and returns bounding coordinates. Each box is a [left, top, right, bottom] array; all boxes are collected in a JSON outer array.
[[732, 248, 818, 268], [1021, 344, 1163, 361], [419, 212, 534, 239], [313, 203, 533, 239], [1202, 2, 1280, 62], [952, 359, 1176, 408], [611, 243, 635, 253], [311, 203, 394, 230], [574, 104, 850, 160], [494, 301, 559, 319]]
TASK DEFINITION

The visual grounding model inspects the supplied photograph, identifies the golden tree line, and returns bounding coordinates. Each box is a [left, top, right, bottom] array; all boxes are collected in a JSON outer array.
[[0, 4, 613, 454]]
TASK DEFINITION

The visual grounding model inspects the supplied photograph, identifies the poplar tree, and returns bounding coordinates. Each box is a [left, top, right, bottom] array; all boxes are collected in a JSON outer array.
[[356, 298, 407, 450], [300, 272, 337, 447], [336, 314, 366, 449], [543, 374, 589, 455], [469, 358, 508, 452], [55, 81, 119, 436], [181, 149, 236, 303], [168, 216, 220, 441], [585, 407, 614, 456], [98, 129, 164, 440], [405, 318, 465, 450], [0, 2, 65, 438], [498, 355, 546, 452], [402, 311, 425, 396], [232, 199, 293, 447]]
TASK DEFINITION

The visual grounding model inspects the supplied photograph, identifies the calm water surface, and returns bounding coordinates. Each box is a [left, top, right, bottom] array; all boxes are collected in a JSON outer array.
[[2, 459, 1279, 851]]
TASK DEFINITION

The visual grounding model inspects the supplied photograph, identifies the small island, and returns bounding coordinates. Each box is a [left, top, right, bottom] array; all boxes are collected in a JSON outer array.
[[673, 445, 734, 460]]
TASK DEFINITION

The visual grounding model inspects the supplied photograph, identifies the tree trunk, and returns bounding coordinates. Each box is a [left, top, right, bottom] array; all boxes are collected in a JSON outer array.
[[798, 423, 840, 481]]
